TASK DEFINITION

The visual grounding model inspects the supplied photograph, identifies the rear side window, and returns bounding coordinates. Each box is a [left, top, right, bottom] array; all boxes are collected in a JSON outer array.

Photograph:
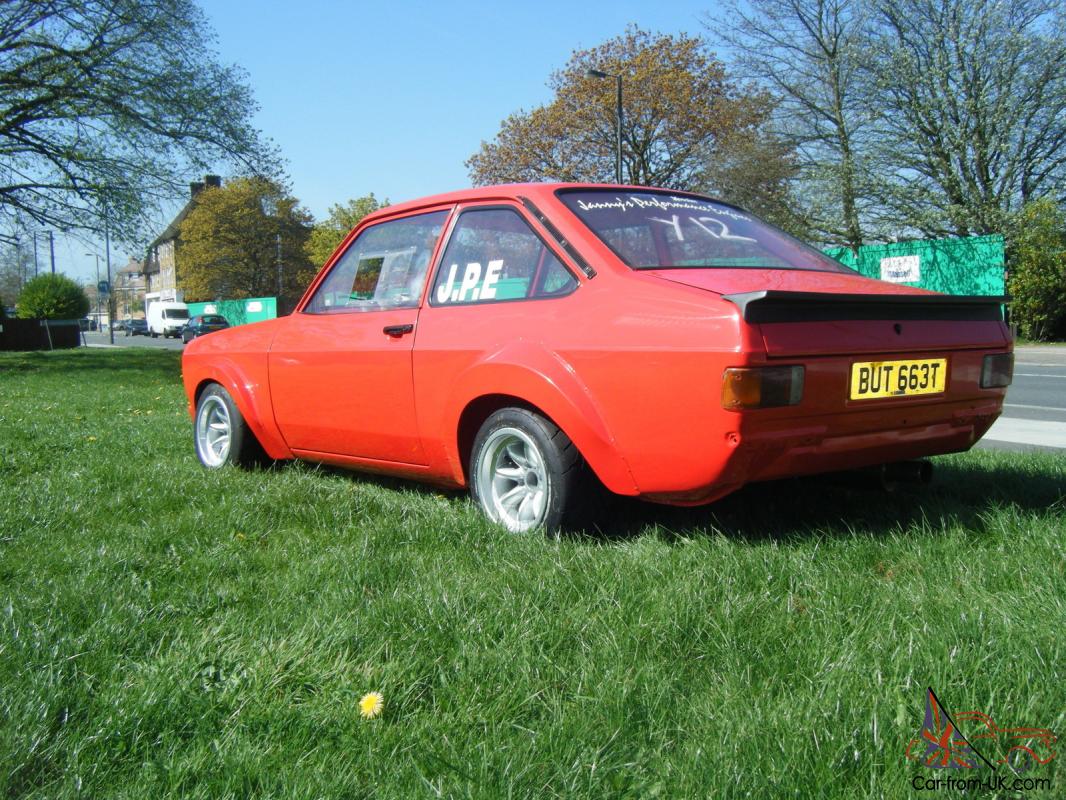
[[430, 207, 577, 305], [305, 210, 449, 313]]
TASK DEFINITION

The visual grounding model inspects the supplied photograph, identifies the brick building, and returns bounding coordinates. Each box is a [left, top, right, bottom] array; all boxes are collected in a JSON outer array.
[[143, 174, 221, 305]]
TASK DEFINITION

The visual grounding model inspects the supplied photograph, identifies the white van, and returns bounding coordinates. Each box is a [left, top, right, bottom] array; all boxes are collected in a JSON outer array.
[[146, 301, 190, 338]]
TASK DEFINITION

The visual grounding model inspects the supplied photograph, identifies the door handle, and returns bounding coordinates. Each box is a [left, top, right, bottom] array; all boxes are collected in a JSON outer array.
[[383, 324, 414, 337]]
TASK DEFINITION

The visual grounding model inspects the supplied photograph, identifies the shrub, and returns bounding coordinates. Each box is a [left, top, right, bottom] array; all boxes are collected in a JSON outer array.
[[1007, 199, 1066, 341], [15, 273, 90, 320], [0, 298, 6, 319]]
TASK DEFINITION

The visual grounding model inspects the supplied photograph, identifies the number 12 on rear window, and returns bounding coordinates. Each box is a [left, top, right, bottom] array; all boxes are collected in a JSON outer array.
[[850, 358, 948, 400]]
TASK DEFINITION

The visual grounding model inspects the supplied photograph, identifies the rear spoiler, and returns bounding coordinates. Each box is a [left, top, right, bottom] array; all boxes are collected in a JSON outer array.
[[722, 291, 1008, 324]]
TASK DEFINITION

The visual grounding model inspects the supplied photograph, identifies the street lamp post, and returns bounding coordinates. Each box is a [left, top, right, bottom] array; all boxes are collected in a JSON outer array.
[[85, 252, 101, 328], [587, 68, 623, 185]]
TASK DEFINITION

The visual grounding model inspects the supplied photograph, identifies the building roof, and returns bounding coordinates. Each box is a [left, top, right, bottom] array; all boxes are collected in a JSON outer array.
[[143, 175, 221, 274]]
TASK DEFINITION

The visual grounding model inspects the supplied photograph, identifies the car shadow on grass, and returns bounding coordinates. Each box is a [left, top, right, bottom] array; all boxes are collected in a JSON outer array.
[[586, 455, 1065, 543], [294, 452, 1064, 544]]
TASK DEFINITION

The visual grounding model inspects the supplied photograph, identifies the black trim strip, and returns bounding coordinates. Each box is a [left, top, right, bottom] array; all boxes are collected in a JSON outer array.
[[519, 196, 596, 278], [723, 290, 1008, 324]]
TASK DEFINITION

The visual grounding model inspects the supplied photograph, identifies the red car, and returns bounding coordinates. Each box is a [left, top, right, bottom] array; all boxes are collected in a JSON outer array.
[[182, 184, 1012, 532]]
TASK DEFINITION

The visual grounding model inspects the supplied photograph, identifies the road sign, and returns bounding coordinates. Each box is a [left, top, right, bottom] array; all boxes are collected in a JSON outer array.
[[97, 280, 110, 295]]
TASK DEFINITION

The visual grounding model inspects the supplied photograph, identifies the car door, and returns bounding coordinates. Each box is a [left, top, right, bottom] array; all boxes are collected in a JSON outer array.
[[269, 209, 450, 464]]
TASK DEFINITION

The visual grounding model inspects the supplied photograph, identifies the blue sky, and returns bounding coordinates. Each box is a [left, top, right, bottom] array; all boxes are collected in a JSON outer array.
[[65, 0, 718, 283]]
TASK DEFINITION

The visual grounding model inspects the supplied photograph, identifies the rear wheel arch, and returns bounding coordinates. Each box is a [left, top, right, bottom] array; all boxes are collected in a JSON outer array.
[[454, 387, 636, 496]]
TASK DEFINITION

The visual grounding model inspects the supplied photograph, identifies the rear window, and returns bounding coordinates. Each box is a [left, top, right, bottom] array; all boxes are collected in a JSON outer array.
[[558, 189, 853, 273], [201, 315, 227, 324]]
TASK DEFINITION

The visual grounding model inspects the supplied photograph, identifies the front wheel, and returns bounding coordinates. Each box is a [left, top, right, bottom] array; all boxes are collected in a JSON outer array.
[[470, 408, 594, 533], [194, 384, 262, 468]]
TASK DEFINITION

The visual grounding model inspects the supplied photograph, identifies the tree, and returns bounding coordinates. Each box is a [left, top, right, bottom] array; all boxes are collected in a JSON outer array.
[[865, 0, 1066, 238], [701, 127, 807, 235], [178, 177, 315, 312], [708, 0, 874, 251], [0, 238, 32, 304], [16, 274, 89, 319], [467, 28, 787, 194], [305, 194, 385, 267], [1007, 199, 1066, 340], [0, 0, 279, 244]]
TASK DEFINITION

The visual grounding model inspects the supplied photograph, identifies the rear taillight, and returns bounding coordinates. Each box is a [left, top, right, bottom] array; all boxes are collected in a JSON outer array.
[[722, 366, 805, 410], [981, 353, 1013, 388]]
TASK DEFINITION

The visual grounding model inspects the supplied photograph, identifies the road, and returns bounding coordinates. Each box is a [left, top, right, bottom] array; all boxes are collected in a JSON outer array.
[[82, 330, 184, 350], [980, 345, 1066, 451]]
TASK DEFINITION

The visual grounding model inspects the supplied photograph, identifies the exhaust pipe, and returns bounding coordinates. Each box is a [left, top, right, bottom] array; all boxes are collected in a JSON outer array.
[[826, 460, 934, 492], [881, 460, 933, 487]]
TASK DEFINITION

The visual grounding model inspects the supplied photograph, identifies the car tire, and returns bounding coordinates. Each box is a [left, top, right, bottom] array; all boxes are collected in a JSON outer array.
[[194, 384, 263, 469], [470, 407, 597, 534]]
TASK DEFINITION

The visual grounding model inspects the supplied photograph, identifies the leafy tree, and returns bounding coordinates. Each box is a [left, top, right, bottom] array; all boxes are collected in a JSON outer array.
[[0, 0, 279, 244], [701, 127, 808, 236], [305, 194, 386, 267], [1007, 199, 1066, 341], [467, 28, 788, 195], [866, 0, 1066, 237], [0, 245, 29, 304], [178, 177, 315, 312], [708, 0, 872, 250], [16, 274, 89, 319]]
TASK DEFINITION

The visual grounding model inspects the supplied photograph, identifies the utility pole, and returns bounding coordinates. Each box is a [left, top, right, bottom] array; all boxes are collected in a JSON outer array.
[[15, 240, 23, 290], [86, 253, 101, 328], [48, 230, 55, 274], [104, 206, 114, 345], [276, 232, 283, 301], [32, 232, 39, 276]]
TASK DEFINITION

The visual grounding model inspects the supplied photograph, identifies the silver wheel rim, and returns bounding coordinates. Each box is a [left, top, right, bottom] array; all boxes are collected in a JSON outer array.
[[476, 427, 549, 532], [195, 395, 232, 467]]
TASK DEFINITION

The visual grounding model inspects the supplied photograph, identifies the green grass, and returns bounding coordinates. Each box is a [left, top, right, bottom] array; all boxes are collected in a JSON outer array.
[[1, 348, 1064, 799]]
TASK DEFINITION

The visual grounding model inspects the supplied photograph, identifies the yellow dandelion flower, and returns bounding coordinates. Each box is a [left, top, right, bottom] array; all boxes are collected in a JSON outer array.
[[359, 691, 384, 719]]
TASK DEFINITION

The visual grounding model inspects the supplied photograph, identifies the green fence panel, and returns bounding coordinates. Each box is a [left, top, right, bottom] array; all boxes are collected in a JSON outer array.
[[186, 297, 278, 326], [824, 235, 1004, 296]]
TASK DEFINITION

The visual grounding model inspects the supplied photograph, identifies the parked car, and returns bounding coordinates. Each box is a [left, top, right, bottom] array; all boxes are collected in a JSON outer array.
[[181, 314, 230, 344], [112, 319, 126, 332], [182, 184, 1013, 532], [125, 319, 148, 337]]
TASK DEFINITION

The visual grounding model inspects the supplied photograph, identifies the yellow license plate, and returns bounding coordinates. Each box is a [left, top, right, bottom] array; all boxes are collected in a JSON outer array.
[[850, 358, 947, 400]]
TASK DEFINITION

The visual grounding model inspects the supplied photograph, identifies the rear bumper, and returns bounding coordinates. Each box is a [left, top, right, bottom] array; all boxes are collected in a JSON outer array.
[[735, 398, 1001, 483], [641, 395, 1003, 506]]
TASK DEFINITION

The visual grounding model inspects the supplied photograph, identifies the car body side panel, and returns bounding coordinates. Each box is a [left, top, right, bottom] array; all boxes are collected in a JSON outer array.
[[413, 301, 639, 495], [413, 269, 756, 497]]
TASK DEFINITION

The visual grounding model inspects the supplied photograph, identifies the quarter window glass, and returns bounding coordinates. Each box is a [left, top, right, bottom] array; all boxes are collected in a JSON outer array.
[[305, 210, 448, 313], [431, 208, 576, 305]]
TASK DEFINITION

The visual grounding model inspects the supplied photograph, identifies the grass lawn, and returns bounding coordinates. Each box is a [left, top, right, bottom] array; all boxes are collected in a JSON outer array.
[[1, 348, 1064, 799]]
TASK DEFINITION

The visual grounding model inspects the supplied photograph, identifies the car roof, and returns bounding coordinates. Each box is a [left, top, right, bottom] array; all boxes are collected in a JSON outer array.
[[357, 182, 714, 224]]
